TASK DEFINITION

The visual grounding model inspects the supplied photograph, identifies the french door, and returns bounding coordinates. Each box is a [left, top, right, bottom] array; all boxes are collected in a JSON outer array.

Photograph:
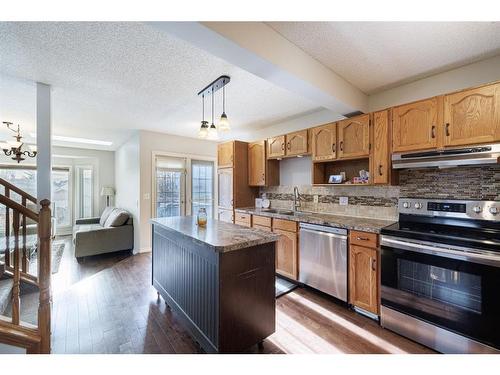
[[155, 167, 186, 218]]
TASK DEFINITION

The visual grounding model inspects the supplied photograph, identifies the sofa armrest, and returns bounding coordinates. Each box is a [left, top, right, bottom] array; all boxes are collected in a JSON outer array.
[[75, 217, 100, 225]]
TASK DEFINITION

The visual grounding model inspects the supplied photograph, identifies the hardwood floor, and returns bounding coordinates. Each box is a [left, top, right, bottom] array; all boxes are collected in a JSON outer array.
[[51, 249, 434, 354]]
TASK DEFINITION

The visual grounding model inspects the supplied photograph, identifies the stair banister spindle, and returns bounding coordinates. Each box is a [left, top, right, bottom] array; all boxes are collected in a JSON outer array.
[[38, 199, 52, 354], [12, 210, 20, 325]]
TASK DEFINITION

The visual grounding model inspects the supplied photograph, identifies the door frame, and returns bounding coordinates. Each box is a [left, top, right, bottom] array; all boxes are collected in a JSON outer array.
[[151, 150, 218, 218]]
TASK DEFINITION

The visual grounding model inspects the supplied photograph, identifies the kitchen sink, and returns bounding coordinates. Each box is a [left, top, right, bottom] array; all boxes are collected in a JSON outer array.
[[261, 209, 296, 215]]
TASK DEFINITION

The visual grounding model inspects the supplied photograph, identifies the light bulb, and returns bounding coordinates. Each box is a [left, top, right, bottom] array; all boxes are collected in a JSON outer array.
[[0, 142, 10, 150], [198, 121, 209, 139], [7, 140, 22, 149], [207, 123, 218, 140], [29, 144, 37, 152], [219, 112, 230, 132]]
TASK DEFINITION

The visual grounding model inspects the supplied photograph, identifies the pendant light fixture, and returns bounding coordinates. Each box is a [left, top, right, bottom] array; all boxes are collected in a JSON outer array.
[[197, 75, 230, 140], [198, 94, 209, 139], [218, 81, 230, 132], [207, 89, 218, 140]]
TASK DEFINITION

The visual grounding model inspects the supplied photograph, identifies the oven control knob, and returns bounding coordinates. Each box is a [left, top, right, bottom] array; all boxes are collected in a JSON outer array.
[[414, 202, 423, 209], [473, 206, 482, 214], [403, 202, 410, 209], [489, 207, 498, 215]]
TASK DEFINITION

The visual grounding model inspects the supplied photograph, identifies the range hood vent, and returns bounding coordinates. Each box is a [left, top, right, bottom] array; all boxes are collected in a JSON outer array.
[[392, 144, 500, 169]]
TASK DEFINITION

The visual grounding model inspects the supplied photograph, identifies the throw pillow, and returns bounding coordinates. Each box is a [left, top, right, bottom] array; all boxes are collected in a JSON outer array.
[[99, 206, 115, 226], [104, 209, 129, 227]]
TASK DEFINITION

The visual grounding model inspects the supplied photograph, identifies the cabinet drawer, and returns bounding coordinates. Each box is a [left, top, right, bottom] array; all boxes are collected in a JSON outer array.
[[253, 224, 272, 232], [234, 212, 251, 227], [350, 230, 378, 248], [252, 215, 272, 227], [272, 218, 298, 232]]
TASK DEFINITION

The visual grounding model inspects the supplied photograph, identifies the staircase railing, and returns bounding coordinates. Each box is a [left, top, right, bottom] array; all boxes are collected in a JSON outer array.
[[0, 177, 51, 354]]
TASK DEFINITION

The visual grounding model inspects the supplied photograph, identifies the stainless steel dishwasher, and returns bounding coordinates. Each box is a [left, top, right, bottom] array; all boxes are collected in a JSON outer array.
[[299, 223, 348, 301]]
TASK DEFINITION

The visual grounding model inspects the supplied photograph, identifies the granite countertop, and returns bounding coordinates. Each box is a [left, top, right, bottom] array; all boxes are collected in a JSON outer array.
[[234, 207, 396, 233], [151, 216, 279, 253]]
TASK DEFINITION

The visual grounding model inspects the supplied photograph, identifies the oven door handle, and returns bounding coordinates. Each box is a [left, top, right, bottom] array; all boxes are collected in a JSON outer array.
[[381, 236, 500, 267]]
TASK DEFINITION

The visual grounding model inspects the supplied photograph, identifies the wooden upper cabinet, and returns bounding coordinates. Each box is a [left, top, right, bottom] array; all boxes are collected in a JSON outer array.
[[349, 244, 378, 315], [267, 135, 286, 159], [443, 82, 500, 147], [311, 123, 337, 161], [217, 168, 233, 209], [217, 142, 234, 168], [392, 98, 438, 152], [285, 130, 308, 156], [372, 110, 390, 184], [248, 141, 266, 186], [338, 114, 370, 159]]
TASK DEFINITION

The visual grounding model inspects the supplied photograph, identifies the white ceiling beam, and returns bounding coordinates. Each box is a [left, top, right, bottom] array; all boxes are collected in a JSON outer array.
[[147, 22, 368, 115]]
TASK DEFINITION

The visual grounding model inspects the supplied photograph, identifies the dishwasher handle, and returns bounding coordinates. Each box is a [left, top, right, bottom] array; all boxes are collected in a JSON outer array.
[[299, 223, 348, 238]]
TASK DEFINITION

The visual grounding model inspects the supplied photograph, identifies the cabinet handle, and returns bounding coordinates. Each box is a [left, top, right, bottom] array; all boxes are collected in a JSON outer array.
[[331, 143, 336, 153], [356, 236, 369, 241], [378, 164, 383, 176], [262, 173, 265, 181], [371, 258, 376, 271], [431, 125, 436, 138], [340, 141, 344, 151], [287, 142, 291, 150], [281, 143, 285, 151], [445, 123, 450, 137], [230, 199, 233, 207]]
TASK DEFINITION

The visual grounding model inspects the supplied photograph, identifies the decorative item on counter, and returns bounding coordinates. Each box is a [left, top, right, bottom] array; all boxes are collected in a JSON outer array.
[[261, 198, 271, 209], [197, 207, 207, 227], [255, 198, 263, 208]]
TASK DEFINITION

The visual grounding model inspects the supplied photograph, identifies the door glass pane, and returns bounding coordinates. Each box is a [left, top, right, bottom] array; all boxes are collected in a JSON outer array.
[[78, 167, 93, 218], [156, 169, 183, 217], [191, 160, 214, 218], [52, 170, 70, 227]]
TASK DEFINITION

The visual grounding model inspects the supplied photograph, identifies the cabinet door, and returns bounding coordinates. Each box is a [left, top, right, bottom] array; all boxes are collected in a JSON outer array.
[[392, 98, 438, 152], [372, 110, 390, 184], [312, 123, 337, 161], [218, 208, 234, 223], [338, 114, 370, 159], [349, 245, 378, 315], [248, 141, 266, 186], [444, 83, 500, 147], [217, 168, 233, 209], [267, 136, 286, 159], [273, 228, 298, 280], [217, 142, 234, 168], [285, 130, 308, 156]]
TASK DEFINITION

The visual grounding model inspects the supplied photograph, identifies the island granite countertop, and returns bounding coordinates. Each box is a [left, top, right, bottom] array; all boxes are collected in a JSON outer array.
[[151, 216, 279, 253], [235, 207, 396, 233]]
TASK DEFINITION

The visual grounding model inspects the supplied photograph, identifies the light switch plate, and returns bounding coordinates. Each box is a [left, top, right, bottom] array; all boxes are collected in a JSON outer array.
[[313, 195, 319, 204], [339, 196, 348, 206]]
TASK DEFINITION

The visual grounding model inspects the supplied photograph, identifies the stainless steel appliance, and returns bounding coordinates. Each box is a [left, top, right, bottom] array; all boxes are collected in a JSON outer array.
[[392, 143, 500, 169], [380, 198, 500, 353], [299, 223, 347, 301]]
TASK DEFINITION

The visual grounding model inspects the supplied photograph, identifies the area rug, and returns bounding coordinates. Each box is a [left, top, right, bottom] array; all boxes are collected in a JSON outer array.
[[30, 241, 65, 274], [276, 276, 298, 298]]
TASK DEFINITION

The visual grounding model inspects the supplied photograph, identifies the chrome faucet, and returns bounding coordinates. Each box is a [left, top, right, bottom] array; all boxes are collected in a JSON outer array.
[[293, 186, 301, 212]]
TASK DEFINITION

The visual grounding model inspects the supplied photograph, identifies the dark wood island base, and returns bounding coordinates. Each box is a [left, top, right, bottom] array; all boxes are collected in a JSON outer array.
[[151, 217, 278, 353]]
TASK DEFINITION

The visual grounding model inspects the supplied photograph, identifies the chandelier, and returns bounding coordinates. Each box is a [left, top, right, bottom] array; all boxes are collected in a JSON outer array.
[[1, 122, 37, 163], [197, 75, 231, 140]]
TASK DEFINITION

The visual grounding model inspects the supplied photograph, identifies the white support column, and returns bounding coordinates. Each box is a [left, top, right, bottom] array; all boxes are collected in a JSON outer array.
[[36, 82, 52, 203]]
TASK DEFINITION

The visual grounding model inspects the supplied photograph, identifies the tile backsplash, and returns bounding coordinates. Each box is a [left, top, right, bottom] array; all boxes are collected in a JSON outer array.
[[260, 165, 500, 220]]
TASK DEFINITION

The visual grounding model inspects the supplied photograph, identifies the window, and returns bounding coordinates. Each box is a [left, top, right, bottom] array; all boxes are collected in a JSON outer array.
[[191, 160, 214, 218], [76, 166, 93, 218], [0, 167, 71, 230]]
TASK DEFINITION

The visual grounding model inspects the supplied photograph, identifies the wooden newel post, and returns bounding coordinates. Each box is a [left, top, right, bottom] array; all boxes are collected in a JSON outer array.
[[38, 199, 52, 354]]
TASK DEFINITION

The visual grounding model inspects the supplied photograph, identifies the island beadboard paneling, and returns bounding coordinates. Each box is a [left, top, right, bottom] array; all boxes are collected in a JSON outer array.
[[399, 165, 500, 201]]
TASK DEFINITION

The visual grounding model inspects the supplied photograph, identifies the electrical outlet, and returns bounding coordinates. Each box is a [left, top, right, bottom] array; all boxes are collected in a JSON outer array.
[[143, 193, 150, 200], [313, 195, 319, 204], [339, 196, 348, 206]]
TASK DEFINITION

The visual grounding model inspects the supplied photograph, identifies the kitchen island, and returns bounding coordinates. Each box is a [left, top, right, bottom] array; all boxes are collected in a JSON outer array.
[[150, 216, 279, 353]]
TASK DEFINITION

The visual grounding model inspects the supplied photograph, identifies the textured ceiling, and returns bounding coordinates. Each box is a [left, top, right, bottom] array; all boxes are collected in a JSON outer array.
[[267, 22, 500, 94], [0, 22, 319, 149]]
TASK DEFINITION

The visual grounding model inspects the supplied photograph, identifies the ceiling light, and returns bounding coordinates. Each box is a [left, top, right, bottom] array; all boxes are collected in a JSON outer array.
[[1, 122, 37, 163], [197, 75, 230, 139], [29, 133, 113, 146]]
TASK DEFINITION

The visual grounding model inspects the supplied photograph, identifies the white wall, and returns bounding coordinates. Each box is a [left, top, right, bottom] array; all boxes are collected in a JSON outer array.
[[115, 133, 141, 253], [279, 156, 312, 186], [368, 55, 500, 111], [138, 130, 217, 252]]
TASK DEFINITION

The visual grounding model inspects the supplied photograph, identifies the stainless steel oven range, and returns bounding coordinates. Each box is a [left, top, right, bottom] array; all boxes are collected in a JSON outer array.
[[380, 199, 500, 354]]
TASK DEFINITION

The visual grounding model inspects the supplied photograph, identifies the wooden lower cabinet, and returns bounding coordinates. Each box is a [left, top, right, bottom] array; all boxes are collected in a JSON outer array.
[[273, 229, 298, 280], [349, 243, 379, 315], [218, 208, 234, 223]]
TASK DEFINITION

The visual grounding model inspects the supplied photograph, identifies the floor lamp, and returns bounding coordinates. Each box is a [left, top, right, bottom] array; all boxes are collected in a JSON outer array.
[[101, 186, 115, 207]]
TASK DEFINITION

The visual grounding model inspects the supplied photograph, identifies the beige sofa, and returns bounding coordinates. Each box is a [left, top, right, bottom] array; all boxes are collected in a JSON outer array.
[[73, 207, 134, 259]]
